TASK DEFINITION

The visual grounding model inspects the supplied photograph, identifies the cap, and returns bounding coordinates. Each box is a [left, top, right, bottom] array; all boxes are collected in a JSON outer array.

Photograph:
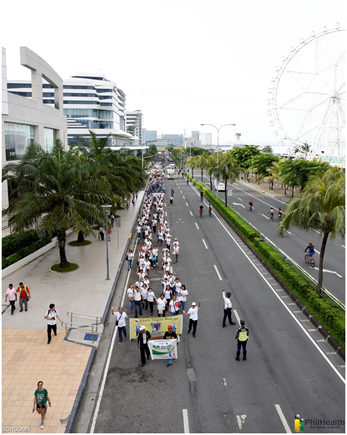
[[140, 325, 145, 330], [226, 292, 231, 298], [168, 325, 172, 329], [192, 302, 197, 306]]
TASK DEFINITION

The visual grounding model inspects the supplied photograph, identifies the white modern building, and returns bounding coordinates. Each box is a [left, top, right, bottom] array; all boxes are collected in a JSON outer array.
[[2, 46, 67, 210], [126, 110, 143, 145]]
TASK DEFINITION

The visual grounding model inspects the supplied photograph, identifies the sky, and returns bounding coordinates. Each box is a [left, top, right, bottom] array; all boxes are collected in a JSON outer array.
[[1, 0, 345, 148]]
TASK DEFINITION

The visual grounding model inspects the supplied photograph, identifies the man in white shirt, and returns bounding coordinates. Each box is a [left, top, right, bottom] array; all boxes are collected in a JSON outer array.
[[44, 304, 63, 345], [134, 287, 143, 317], [183, 300, 201, 338], [111, 306, 128, 344], [222, 289, 236, 327]]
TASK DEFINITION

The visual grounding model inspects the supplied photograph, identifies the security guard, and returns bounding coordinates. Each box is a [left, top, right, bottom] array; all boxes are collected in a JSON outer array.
[[235, 320, 249, 361], [222, 289, 236, 327]]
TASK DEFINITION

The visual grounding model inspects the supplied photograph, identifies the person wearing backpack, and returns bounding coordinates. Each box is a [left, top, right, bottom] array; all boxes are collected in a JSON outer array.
[[44, 304, 63, 345], [16, 282, 31, 312]]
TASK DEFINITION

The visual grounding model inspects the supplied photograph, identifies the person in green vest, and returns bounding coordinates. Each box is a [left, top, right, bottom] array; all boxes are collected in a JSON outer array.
[[33, 381, 51, 429], [235, 320, 249, 361]]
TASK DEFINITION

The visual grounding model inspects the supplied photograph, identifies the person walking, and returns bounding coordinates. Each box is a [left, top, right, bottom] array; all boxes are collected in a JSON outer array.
[[44, 304, 63, 344], [126, 249, 134, 270], [112, 306, 128, 344], [137, 326, 151, 367], [108, 227, 112, 241], [33, 381, 51, 429], [127, 284, 135, 314], [134, 286, 143, 318], [99, 226, 105, 241], [235, 320, 249, 361], [157, 294, 167, 317], [184, 300, 201, 338], [163, 325, 177, 367], [222, 289, 236, 327], [16, 282, 31, 312], [5, 283, 17, 315]]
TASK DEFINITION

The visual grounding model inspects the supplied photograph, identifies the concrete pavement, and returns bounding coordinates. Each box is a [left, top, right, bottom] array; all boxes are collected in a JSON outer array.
[[2, 191, 145, 433]]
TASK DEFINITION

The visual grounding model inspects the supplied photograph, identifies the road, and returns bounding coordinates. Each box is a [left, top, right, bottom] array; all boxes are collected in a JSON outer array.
[[195, 171, 345, 304], [92, 171, 345, 433]]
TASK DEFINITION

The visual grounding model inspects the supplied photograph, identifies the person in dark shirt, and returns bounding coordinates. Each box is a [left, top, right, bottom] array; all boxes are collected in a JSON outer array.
[[163, 325, 177, 367]]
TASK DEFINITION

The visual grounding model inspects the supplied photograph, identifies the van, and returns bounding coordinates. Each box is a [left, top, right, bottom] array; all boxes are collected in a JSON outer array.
[[214, 178, 225, 191]]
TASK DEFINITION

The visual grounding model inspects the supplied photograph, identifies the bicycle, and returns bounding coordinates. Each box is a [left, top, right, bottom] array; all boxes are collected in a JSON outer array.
[[269, 212, 274, 221], [249, 203, 253, 211], [304, 253, 315, 268], [199, 208, 204, 218], [278, 213, 282, 221], [208, 208, 212, 216], [200, 194, 204, 202]]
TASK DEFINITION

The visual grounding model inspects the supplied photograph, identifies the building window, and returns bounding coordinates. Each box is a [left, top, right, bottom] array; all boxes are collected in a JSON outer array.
[[44, 128, 55, 153], [4, 122, 35, 161]]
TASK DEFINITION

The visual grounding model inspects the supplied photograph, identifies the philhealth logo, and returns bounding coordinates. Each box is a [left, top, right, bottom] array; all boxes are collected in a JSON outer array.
[[294, 414, 304, 432]]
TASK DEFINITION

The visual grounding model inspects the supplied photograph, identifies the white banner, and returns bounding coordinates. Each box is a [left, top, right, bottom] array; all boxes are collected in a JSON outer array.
[[148, 339, 178, 360]]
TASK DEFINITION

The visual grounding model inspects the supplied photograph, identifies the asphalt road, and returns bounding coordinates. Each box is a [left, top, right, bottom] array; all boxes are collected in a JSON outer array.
[[93, 170, 345, 433], [196, 172, 345, 304]]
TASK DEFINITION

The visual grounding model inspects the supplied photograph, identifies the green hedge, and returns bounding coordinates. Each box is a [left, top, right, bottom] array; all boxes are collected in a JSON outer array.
[[189, 176, 345, 349], [2, 230, 40, 258], [2, 235, 52, 269]]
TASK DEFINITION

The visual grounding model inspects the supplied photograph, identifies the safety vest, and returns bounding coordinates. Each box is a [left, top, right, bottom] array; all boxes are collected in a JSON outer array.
[[238, 327, 248, 342], [18, 285, 29, 297]]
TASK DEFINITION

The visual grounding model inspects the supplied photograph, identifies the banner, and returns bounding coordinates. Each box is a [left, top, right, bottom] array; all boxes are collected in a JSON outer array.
[[148, 339, 178, 360], [129, 315, 183, 341]]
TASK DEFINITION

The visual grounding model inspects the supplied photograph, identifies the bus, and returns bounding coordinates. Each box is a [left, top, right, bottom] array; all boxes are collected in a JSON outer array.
[[167, 168, 176, 179]]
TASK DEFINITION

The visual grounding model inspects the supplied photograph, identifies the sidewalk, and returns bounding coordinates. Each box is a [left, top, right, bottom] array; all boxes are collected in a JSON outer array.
[[237, 177, 301, 203], [2, 192, 144, 433]]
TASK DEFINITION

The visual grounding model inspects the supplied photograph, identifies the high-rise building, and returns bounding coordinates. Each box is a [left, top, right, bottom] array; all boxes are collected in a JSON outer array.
[[191, 131, 201, 147], [126, 110, 143, 145], [162, 134, 183, 146], [200, 132, 212, 146], [142, 129, 157, 143]]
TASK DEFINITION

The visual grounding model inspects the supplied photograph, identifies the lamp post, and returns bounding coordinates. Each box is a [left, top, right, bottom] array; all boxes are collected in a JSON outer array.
[[101, 204, 112, 280], [201, 123, 236, 163]]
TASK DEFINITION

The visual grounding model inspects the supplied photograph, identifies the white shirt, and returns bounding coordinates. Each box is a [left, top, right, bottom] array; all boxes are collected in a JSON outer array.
[[223, 291, 232, 310], [147, 291, 155, 302], [114, 311, 127, 327], [46, 309, 59, 325], [188, 306, 199, 321], [181, 289, 188, 301], [169, 300, 178, 313], [127, 287, 134, 299], [157, 298, 167, 310], [134, 289, 142, 301]]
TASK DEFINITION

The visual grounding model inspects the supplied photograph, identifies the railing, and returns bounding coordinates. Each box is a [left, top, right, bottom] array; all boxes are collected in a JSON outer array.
[[65, 312, 102, 343], [194, 176, 345, 312]]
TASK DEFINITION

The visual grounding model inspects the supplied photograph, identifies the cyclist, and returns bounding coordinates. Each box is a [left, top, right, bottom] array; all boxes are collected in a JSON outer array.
[[200, 191, 204, 201], [305, 242, 315, 263], [269, 207, 274, 220], [278, 207, 283, 221], [208, 204, 213, 216], [248, 199, 253, 211], [199, 205, 204, 217], [186, 178, 189, 185], [171, 188, 174, 197]]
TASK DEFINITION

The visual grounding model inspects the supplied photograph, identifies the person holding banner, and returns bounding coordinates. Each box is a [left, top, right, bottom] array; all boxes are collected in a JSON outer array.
[[137, 326, 151, 367], [163, 325, 178, 367]]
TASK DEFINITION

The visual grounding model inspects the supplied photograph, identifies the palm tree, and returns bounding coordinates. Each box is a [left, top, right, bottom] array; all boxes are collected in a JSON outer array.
[[282, 167, 345, 293], [2, 140, 113, 268], [213, 154, 241, 206], [264, 160, 283, 191], [206, 154, 217, 190], [186, 156, 197, 179], [195, 152, 209, 183]]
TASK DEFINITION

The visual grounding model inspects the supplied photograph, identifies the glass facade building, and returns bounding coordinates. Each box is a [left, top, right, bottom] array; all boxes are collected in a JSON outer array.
[[4, 122, 35, 161]]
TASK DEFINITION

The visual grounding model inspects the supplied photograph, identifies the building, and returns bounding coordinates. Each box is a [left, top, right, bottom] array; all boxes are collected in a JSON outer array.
[[200, 132, 212, 146], [126, 110, 143, 145], [162, 134, 183, 146], [7, 71, 133, 147], [2, 46, 67, 210], [191, 131, 201, 147], [142, 129, 157, 143]]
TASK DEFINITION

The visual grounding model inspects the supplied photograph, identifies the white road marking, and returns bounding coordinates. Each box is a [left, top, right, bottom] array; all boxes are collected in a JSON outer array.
[[275, 404, 291, 433], [165, 211, 167, 216], [183, 196, 185, 199], [285, 230, 291, 234], [212, 211, 345, 384], [262, 214, 270, 220], [202, 239, 208, 249], [237, 197, 243, 201], [195, 222, 199, 230], [322, 269, 343, 278], [186, 202, 189, 206], [214, 265, 223, 281], [223, 378, 227, 388], [183, 409, 190, 433], [236, 415, 247, 431], [342, 245, 345, 248], [233, 202, 245, 208], [190, 211, 193, 216], [233, 309, 241, 324]]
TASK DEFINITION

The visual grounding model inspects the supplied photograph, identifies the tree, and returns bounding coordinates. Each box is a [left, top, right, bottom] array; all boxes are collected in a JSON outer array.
[[196, 152, 209, 182], [264, 160, 283, 190], [280, 158, 330, 197], [186, 156, 198, 179], [294, 142, 310, 160], [282, 167, 345, 293], [213, 154, 240, 206], [2, 141, 113, 268], [250, 154, 279, 183], [229, 145, 260, 169], [206, 154, 218, 190], [262, 145, 273, 153]]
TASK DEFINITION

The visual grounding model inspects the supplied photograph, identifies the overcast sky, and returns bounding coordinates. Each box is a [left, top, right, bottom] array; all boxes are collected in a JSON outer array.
[[1, 0, 345, 147]]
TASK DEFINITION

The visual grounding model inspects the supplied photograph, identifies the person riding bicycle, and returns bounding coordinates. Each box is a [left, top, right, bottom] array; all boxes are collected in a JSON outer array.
[[171, 188, 174, 197], [200, 191, 204, 201], [208, 204, 212, 215], [278, 207, 283, 220], [269, 207, 274, 220], [186, 178, 189, 185], [199, 205, 204, 216], [249, 199, 253, 210], [305, 242, 315, 263]]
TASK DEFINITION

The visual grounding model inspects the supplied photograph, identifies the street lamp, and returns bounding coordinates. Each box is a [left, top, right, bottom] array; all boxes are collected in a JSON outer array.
[[201, 123, 236, 163], [101, 204, 112, 280]]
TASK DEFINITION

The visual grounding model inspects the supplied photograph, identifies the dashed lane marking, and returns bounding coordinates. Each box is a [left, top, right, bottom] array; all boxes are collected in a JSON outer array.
[[236, 415, 247, 431], [183, 409, 190, 433], [275, 404, 291, 433], [190, 211, 193, 216], [214, 265, 223, 281], [202, 239, 208, 249], [195, 222, 199, 230]]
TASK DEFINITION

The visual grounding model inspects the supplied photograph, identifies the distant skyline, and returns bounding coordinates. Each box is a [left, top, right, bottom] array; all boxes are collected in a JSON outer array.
[[1, 0, 345, 148]]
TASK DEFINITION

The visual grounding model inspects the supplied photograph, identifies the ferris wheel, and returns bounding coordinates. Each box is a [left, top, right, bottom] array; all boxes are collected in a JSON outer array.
[[268, 24, 345, 160]]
